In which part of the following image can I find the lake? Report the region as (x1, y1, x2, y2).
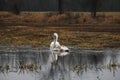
(0, 46, 120, 80)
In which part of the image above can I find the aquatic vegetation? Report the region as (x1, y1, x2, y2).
(18, 63, 41, 73)
(0, 65, 10, 73)
(109, 63, 120, 67)
(0, 66, 4, 72)
(5, 65, 10, 72)
(69, 63, 120, 75)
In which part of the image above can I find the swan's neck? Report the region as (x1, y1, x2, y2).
(54, 39, 57, 42)
(54, 39, 56, 47)
(54, 36, 58, 42)
(53, 37, 58, 47)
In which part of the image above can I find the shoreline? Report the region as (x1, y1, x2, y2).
(0, 45, 119, 52)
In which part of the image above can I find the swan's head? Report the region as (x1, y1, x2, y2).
(53, 33, 58, 41)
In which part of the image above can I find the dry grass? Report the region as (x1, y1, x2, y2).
(0, 26, 120, 49)
(0, 12, 120, 26)
(0, 12, 120, 49)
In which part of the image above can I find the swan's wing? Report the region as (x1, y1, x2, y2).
(58, 46, 70, 56)
(53, 46, 69, 51)
(56, 42, 61, 47)
(58, 52, 70, 56)
(52, 45, 70, 56)
(61, 46, 69, 52)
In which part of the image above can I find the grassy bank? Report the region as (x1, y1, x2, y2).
(0, 12, 120, 49)
(0, 26, 120, 49)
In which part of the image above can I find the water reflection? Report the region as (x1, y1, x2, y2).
(0, 47, 120, 80)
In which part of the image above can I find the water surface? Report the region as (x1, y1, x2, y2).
(0, 46, 120, 80)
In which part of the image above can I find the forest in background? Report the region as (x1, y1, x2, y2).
(0, 0, 120, 11)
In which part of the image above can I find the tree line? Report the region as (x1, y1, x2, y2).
(58, 0, 99, 18)
(0, 0, 119, 17)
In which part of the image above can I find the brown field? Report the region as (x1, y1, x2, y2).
(0, 12, 120, 49)
(0, 12, 120, 26)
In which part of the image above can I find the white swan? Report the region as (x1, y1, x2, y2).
(50, 33, 70, 61)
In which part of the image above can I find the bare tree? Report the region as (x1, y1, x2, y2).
(91, 0, 99, 18)
(0, 0, 6, 11)
(58, 0, 64, 14)
(5, 0, 23, 15)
